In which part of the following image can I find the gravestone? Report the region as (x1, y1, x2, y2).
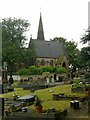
(51, 77, 54, 83)
(46, 77, 50, 84)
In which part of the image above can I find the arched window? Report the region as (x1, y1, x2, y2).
(62, 62, 66, 68)
(50, 60, 54, 66)
(46, 61, 49, 63)
(41, 59, 45, 66)
(36, 60, 40, 67)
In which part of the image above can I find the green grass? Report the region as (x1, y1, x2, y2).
(0, 88, 30, 98)
(1, 84, 85, 111)
(1, 84, 85, 98)
(30, 100, 70, 111)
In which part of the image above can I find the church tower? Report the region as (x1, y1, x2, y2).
(37, 13, 45, 40)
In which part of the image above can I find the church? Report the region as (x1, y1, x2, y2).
(29, 13, 69, 71)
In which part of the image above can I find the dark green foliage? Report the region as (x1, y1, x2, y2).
(80, 47, 90, 68)
(34, 96, 42, 106)
(51, 37, 81, 69)
(2, 17, 36, 72)
(2, 17, 30, 65)
(81, 28, 90, 44)
(80, 28, 90, 70)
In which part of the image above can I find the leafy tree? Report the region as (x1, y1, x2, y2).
(81, 28, 90, 44)
(51, 37, 81, 69)
(2, 17, 31, 71)
(80, 28, 90, 70)
(51, 37, 66, 43)
(80, 46, 90, 69)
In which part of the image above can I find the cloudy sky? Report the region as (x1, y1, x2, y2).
(0, 0, 89, 49)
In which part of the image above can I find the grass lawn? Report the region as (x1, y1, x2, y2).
(1, 84, 85, 111)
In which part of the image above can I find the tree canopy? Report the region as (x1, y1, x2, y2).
(2, 17, 35, 72)
(81, 28, 90, 44)
(51, 37, 81, 69)
(80, 28, 90, 70)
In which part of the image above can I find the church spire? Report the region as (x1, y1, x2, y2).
(37, 12, 45, 40)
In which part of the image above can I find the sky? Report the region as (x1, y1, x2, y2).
(0, 0, 89, 49)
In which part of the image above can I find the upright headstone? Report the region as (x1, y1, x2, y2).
(51, 77, 54, 83)
(46, 77, 50, 84)
(54, 74, 57, 81)
(2, 62, 8, 83)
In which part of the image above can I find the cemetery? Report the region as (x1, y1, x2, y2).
(1, 6, 90, 119)
(1, 62, 90, 119)
(0, 75, 89, 119)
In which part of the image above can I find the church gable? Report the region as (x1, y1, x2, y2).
(29, 13, 69, 69)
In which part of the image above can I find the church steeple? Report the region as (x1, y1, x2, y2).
(37, 12, 45, 40)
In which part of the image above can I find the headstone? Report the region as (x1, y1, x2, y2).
(46, 77, 50, 84)
(70, 100, 79, 110)
(51, 77, 54, 83)
(56, 76, 59, 81)
(54, 74, 57, 81)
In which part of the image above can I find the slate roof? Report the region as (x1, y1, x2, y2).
(30, 39, 66, 58)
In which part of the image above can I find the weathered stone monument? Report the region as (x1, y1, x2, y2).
(2, 62, 8, 83)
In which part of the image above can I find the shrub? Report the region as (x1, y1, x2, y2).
(16, 68, 28, 75)
(34, 96, 42, 106)
(39, 66, 52, 74)
(56, 67, 66, 74)
(16, 66, 66, 76)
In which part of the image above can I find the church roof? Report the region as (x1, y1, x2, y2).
(29, 13, 67, 59)
(30, 39, 66, 58)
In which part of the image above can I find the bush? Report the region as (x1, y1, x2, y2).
(28, 66, 37, 75)
(39, 66, 52, 74)
(16, 66, 66, 75)
(56, 67, 66, 74)
(16, 68, 28, 75)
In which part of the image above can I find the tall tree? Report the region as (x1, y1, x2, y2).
(51, 37, 81, 69)
(2, 17, 30, 71)
(81, 28, 90, 44)
(80, 28, 90, 70)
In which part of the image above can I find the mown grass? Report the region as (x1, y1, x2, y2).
(1, 84, 85, 110)
(0, 88, 30, 98)
(0, 84, 85, 98)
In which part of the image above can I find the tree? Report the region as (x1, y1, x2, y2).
(51, 37, 66, 43)
(80, 28, 90, 70)
(81, 28, 90, 44)
(51, 37, 81, 69)
(2, 17, 30, 72)
(80, 46, 90, 70)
